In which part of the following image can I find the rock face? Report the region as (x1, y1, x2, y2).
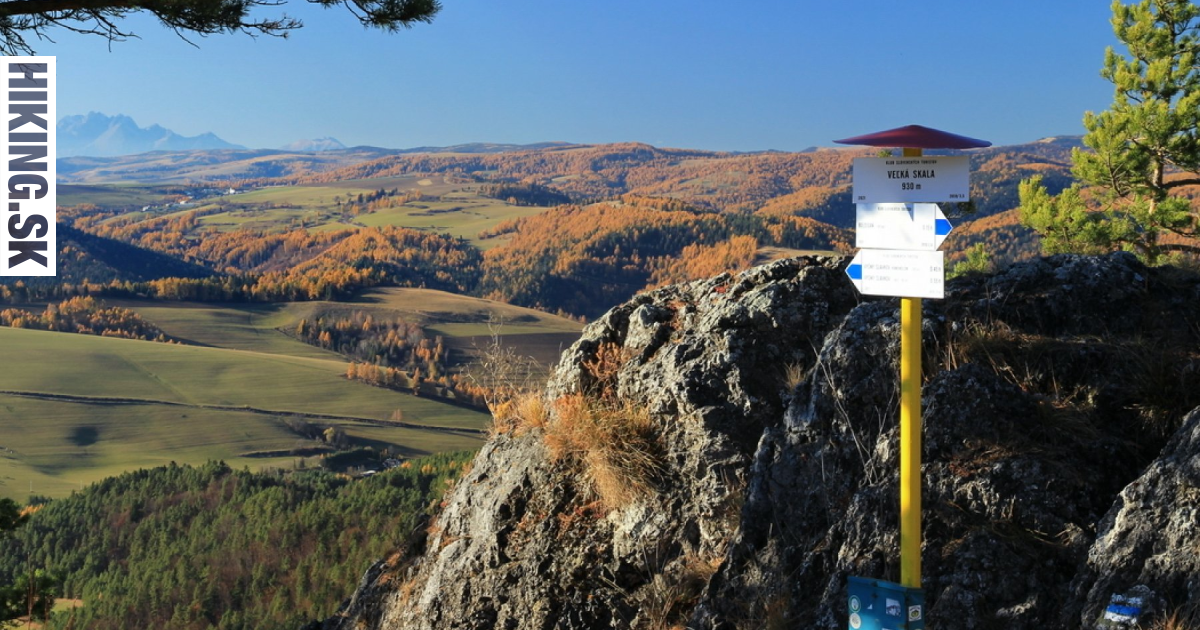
(319, 253, 1200, 630)
(1069, 406, 1200, 626)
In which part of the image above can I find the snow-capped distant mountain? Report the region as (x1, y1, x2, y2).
(57, 112, 244, 157)
(279, 137, 347, 152)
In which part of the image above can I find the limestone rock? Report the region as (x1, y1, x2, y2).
(316, 253, 1200, 630)
(1069, 407, 1200, 627)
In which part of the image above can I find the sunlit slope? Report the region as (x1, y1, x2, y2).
(0, 327, 486, 500)
(0, 327, 484, 425)
(108, 287, 584, 367)
(0, 397, 476, 500)
(104, 300, 342, 359)
(347, 287, 584, 368)
(201, 175, 552, 249)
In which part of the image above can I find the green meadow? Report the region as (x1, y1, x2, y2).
(58, 183, 171, 207)
(354, 199, 547, 249)
(105, 299, 340, 358)
(348, 287, 584, 334)
(0, 288, 582, 500)
(0, 326, 487, 501)
(0, 396, 472, 500)
(347, 288, 585, 367)
(109, 288, 583, 366)
(196, 175, 550, 247)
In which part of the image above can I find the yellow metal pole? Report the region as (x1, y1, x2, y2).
(899, 147, 922, 588)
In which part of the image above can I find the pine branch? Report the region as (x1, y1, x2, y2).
(1162, 177, 1200, 188)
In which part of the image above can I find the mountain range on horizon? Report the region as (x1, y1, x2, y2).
(57, 112, 246, 158)
(60, 112, 1086, 161)
(56, 112, 588, 158)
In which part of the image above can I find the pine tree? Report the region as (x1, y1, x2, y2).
(1020, 0, 1200, 263)
(0, 0, 441, 55)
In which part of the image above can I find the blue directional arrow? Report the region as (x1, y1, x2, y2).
(843, 249, 944, 299)
(856, 203, 953, 250)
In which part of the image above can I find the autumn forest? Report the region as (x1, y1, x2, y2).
(0, 136, 1101, 629)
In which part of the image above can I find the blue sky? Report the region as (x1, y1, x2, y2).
(52, 0, 1117, 151)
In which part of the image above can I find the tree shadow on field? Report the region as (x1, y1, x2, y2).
(68, 425, 99, 447)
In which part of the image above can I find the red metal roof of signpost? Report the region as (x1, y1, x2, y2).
(833, 124, 991, 149)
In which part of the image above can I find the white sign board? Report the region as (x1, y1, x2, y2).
(846, 249, 944, 299)
(852, 156, 968, 204)
(855, 203, 953, 251)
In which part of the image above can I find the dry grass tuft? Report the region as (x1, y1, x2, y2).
(544, 393, 664, 509)
(639, 551, 723, 629)
(491, 391, 548, 436)
(783, 362, 806, 391)
(583, 341, 629, 401)
(944, 320, 1200, 441)
(396, 576, 419, 609)
(1146, 605, 1200, 630)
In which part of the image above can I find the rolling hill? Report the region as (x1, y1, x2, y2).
(0, 325, 486, 500)
(45, 137, 1084, 319)
(53, 224, 214, 284)
(0, 285, 582, 501)
(11, 136, 1088, 494)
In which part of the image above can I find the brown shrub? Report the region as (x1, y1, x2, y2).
(544, 394, 664, 509)
(491, 391, 548, 436)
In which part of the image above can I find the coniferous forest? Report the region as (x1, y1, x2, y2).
(0, 454, 471, 630)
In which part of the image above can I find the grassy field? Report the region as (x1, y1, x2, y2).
(0, 326, 487, 501)
(0, 288, 582, 501)
(753, 246, 842, 265)
(108, 288, 584, 366)
(0, 327, 491, 424)
(61, 173, 555, 252)
(354, 198, 546, 250)
(195, 205, 327, 232)
(105, 300, 342, 359)
(58, 184, 172, 207)
(348, 288, 584, 367)
(195, 175, 550, 248)
(349, 287, 583, 333)
(0, 394, 476, 499)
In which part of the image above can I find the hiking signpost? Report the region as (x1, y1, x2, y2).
(854, 203, 954, 251)
(834, 125, 991, 630)
(850, 156, 970, 205)
(845, 249, 946, 300)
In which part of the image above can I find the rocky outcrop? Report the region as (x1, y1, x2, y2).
(318, 253, 1200, 630)
(1069, 406, 1200, 626)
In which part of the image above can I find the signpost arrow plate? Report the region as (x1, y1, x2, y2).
(856, 203, 953, 251)
(852, 156, 969, 204)
(846, 249, 945, 299)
